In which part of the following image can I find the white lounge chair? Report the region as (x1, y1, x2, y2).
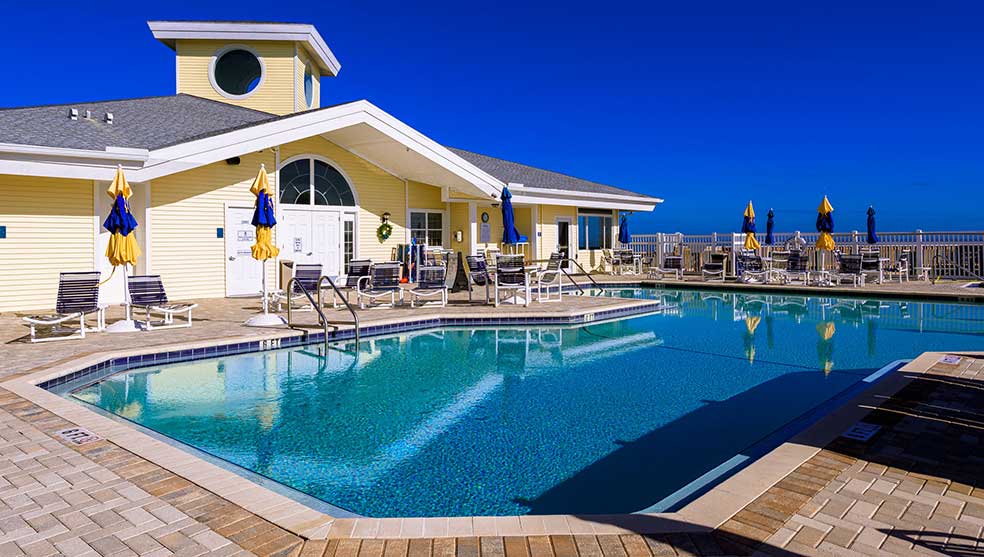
(357, 262, 404, 308)
(533, 252, 564, 302)
(128, 275, 198, 329)
(465, 255, 492, 304)
(271, 263, 323, 311)
(494, 255, 531, 307)
(328, 260, 371, 308)
(22, 272, 106, 342)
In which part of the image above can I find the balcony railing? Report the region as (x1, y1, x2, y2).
(625, 230, 984, 279)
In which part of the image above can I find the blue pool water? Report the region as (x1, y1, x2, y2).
(71, 289, 984, 517)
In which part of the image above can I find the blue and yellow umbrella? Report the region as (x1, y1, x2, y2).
(104, 166, 141, 267)
(815, 196, 835, 251)
(250, 164, 279, 261)
(742, 201, 761, 250)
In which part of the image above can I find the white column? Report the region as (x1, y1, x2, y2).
(468, 202, 477, 256)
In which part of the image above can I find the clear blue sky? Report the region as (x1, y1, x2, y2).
(3, 1, 982, 233)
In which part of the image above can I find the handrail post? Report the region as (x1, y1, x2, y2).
(318, 275, 360, 349)
(916, 229, 924, 271)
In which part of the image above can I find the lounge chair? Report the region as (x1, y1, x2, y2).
(533, 252, 564, 302)
(22, 272, 105, 343)
(737, 251, 769, 283)
(884, 252, 910, 283)
(327, 260, 371, 308)
(831, 254, 864, 287)
(602, 249, 619, 274)
(860, 251, 882, 284)
(272, 263, 323, 311)
(409, 265, 448, 308)
(701, 252, 727, 281)
(650, 255, 684, 280)
(465, 255, 492, 304)
(357, 262, 404, 308)
(494, 254, 531, 307)
(128, 275, 198, 329)
(778, 251, 809, 284)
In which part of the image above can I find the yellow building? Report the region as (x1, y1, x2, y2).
(0, 21, 661, 312)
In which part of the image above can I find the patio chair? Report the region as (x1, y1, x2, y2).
(533, 252, 564, 302)
(272, 263, 323, 311)
(860, 251, 882, 284)
(831, 254, 864, 287)
(409, 265, 448, 308)
(650, 255, 684, 280)
(618, 249, 638, 274)
(465, 255, 492, 304)
(22, 272, 105, 343)
(494, 254, 531, 307)
(779, 251, 809, 284)
(701, 252, 727, 281)
(485, 247, 501, 273)
(357, 262, 404, 309)
(128, 275, 198, 330)
(327, 260, 371, 309)
(737, 251, 769, 283)
(884, 252, 910, 283)
(602, 249, 619, 274)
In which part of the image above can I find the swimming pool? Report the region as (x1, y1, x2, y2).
(69, 288, 984, 517)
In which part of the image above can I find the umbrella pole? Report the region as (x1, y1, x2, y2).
(106, 263, 140, 333)
(245, 258, 286, 327)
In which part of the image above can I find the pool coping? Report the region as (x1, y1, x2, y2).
(0, 296, 955, 540)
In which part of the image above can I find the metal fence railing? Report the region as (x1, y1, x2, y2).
(626, 230, 984, 279)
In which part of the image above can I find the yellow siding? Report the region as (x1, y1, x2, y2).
(538, 205, 576, 261)
(475, 205, 503, 254)
(151, 151, 277, 300)
(295, 49, 321, 111)
(0, 175, 94, 311)
(278, 137, 406, 263)
(175, 40, 296, 115)
(449, 203, 471, 254)
(407, 181, 444, 210)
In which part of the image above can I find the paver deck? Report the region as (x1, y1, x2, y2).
(0, 278, 981, 555)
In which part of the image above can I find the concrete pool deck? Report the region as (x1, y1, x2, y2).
(0, 280, 981, 555)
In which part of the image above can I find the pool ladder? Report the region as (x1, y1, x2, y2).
(285, 276, 360, 350)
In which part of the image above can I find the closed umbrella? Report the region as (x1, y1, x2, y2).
(742, 201, 761, 250)
(500, 186, 521, 245)
(743, 316, 761, 363)
(866, 206, 879, 245)
(245, 165, 285, 326)
(765, 209, 775, 246)
(815, 196, 835, 251)
(618, 213, 631, 245)
(816, 321, 836, 375)
(104, 166, 142, 332)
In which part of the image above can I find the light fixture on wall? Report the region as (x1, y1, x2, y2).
(381, 212, 391, 223)
(491, 203, 500, 208)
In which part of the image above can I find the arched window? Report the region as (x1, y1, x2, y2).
(279, 158, 356, 206)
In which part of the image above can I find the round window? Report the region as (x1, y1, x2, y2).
(212, 48, 263, 97)
(303, 66, 314, 108)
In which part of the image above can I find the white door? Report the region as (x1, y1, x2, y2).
(312, 211, 341, 277)
(281, 208, 314, 263)
(225, 206, 263, 296)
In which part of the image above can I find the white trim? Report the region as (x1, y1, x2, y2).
(512, 184, 663, 204)
(92, 181, 100, 270)
(208, 44, 266, 101)
(144, 181, 152, 274)
(531, 204, 539, 260)
(555, 216, 575, 266)
(468, 202, 477, 256)
(293, 44, 298, 113)
(0, 143, 148, 162)
(512, 191, 657, 212)
(148, 20, 341, 76)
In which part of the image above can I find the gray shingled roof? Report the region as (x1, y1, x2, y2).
(0, 94, 653, 199)
(448, 148, 655, 199)
(0, 94, 277, 151)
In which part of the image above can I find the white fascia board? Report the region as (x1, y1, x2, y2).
(0, 143, 149, 163)
(511, 192, 658, 212)
(0, 144, 149, 180)
(148, 21, 341, 76)
(137, 101, 505, 197)
(511, 184, 663, 204)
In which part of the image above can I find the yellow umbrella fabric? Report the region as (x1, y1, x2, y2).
(104, 166, 141, 267)
(249, 165, 280, 261)
(816, 321, 836, 374)
(815, 196, 835, 251)
(742, 201, 761, 250)
(743, 316, 761, 363)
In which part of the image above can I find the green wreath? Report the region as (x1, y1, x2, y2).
(377, 222, 393, 241)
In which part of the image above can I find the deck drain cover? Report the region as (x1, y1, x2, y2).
(56, 427, 101, 446)
(841, 422, 881, 442)
(938, 355, 962, 365)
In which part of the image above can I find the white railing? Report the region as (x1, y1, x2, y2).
(627, 230, 984, 279)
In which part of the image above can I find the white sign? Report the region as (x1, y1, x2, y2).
(480, 223, 491, 243)
(293, 237, 303, 253)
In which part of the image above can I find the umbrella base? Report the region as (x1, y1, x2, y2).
(245, 313, 288, 327)
(105, 319, 140, 333)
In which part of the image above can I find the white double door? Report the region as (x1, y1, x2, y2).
(280, 208, 343, 277)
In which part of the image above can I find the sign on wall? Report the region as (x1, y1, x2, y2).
(480, 223, 491, 243)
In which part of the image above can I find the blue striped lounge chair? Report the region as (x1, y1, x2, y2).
(272, 263, 323, 311)
(409, 265, 448, 308)
(494, 254, 530, 307)
(357, 262, 403, 309)
(22, 272, 105, 342)
(128, 275, 199, 329)
(328, 259, 371, 308)
(465, 255, 492, 304)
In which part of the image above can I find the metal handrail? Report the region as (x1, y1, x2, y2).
(931, 254, 984, 284)
(285, 278, 331, 344)
(317, 275, 360, 348)
(561, 257, 606, 293)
